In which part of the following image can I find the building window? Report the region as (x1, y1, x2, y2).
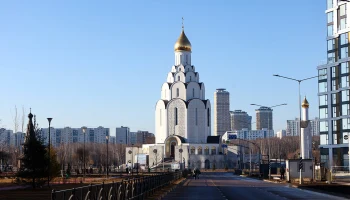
(320, 133, 328, 145)
(197, 146, 202, 155)
(327, 11, 333, 23)
(319, 69, 327, 80)
(332, 93, 339, 104)
(327, 25, 333, 37)
(341, 62, 349, 74)
(204, 146, 209, 155)
(343, 118, 350, 129)
(327, 0, 333, 9)
(319, 95, 328, 106)
(342, 103, 350, 116)
(328, 52, 335, 63)
(211, 146, 216, 155)
(190, 76, 192, 81)
(178, 76, 180, 81)
(175, 107, 178, 125)
(340, 47, 348, 59)
(340, 33, 348, 45)
(342, 90, 350, 102)
(333, 106, 339, 117)
(340, 18, 347, 30)
(176, 88, 179, 97)
(319, 108, 328, 119)
(320, 121, 328, 132)
(191, 146, 195, 154)
(328, 39, 335, 51)
(193, 88, 195, 98)
(195, 108, 198, 125)
(319, 82, 328, 93)
(341, 76, 349, 88)
(340, 4, 346, 16)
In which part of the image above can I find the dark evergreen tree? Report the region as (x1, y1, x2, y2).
(17, 111, 49, 188)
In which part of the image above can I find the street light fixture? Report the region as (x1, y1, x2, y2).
(47, 117, 52, 187)
(273, 74, 320, 184)
(106, 135, 109, 179)
(250, 103, 287, 180)
(81, 126, 87, 180)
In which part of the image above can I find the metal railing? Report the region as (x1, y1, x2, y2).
(51, 172, 182, 200)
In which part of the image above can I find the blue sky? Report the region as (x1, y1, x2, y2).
(0, 0, 325, 135)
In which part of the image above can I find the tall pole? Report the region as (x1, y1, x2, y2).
(82, 127, 86, 180)
(106, 136, 109, 178)
(268, 113, 271, 180)
(298, 81, 303, 185)
(47, 118, 52, 187)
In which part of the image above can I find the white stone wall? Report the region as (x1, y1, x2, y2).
(161, 83, 171, 100)
(155, 100, 168, 143)
(167, 99, 187, 137)
(187, 99, 206, 143)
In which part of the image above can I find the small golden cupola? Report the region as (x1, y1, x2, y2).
(174, 28, 192, 52)
(302, 97, 309, 108)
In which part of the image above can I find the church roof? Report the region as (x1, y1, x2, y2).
(174, 29, 192, 52)
(207, 136, 221, 144)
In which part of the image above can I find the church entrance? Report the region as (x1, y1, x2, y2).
(170, 142, 176, 158)
(205, 159, 210, 169)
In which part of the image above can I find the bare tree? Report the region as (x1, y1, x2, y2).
(13, 106, 19, 133)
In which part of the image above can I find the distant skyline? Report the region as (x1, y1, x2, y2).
(0, 1, 325, 136)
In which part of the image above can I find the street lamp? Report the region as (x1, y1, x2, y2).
(106, 135, 109, 179)
(273, 74, 320, 184)
(128, 150, 134, 174)
(81, 126, 87, 180)
(153, 149, 157, 172)
(251, 103, 287, 180)
(179, 148, 183, 169)
(47, 117, 52, 187)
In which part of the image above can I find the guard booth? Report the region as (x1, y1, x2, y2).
(286, 159, 313, 183)
(260, 164, 269, 179)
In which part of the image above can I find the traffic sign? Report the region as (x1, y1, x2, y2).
(228, 135, 237, 140)
(344, 135, 348, 140)
(299, 157, 303, 170)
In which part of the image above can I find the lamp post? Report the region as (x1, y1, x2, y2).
(273, 74, 320, 184)
(47, 118, 52, 187)
(251, 103, 287, 180)
(128, 150, 132, 175)
(82, 126, 87, 180)
(179, 148, 183, 169)
(153, 149, 157, 172)
(106, 135, 109, 179)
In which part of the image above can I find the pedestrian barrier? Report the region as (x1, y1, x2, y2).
(331, 166, 350, 183)
(51, 172, 182, 200)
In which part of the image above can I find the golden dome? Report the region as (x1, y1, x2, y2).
(174, 29, 192, 52)
(302, 97, 309, 108)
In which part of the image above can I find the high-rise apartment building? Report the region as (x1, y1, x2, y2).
(116, 126, 130, 144)
(318, 0, 350, 168)
(40, 126, 110, 147)
(136, 131, 155, 144)
(255, 107, 273, 130)
(222, 128, 274, 141)
(230, 110, 252, 131)
(286, 118, 320, 136)
(214, 88, 231, 136)
(276, 130, 286, 139)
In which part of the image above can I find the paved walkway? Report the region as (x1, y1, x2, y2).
(163, 172, 348, 200)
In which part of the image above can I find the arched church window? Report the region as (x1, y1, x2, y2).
(175, 107, 178, 125)
(197, 146, 202, 155)
(195, 108, 198, 125)
(204, 146, 209, 155)
(207, 108, 210, 126)
(190, 76, 192, 81)
(211, 146, 216, 155)
(192, 88, 195, 98)
(191, 146, 195, 154)
(178, 76, 180, 81)
(176, 88, 179, 97)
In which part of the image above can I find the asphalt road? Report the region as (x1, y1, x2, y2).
(163, 172, 347, 200)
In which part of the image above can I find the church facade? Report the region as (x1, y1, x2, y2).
(125, 26, 235, 170)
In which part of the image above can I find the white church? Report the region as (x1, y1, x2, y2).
(126, 26, 231, 170)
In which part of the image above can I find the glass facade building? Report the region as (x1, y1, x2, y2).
(318, 0, 350, 168)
